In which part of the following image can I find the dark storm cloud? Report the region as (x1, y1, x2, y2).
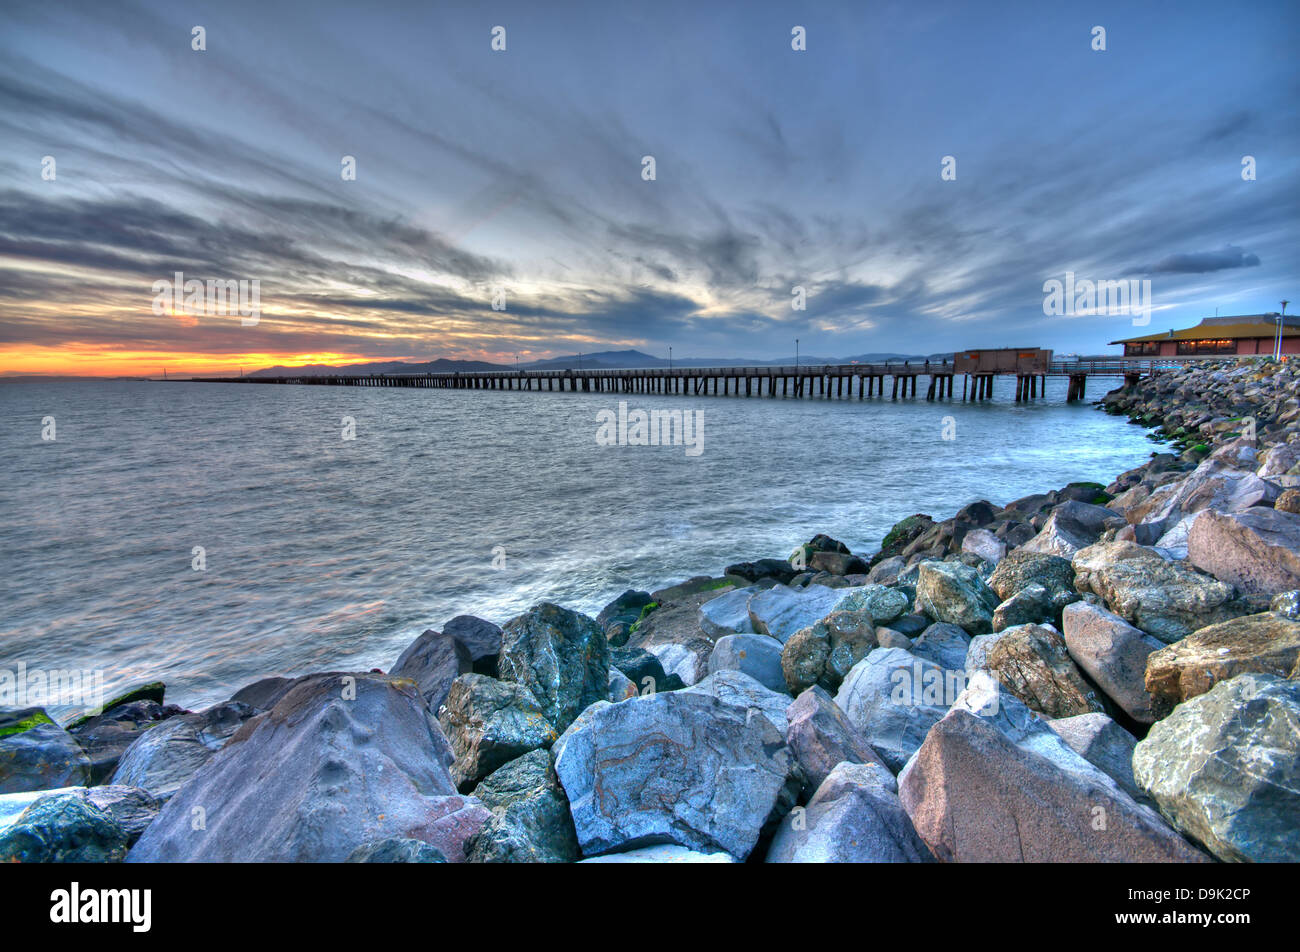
(1128, 246, 1262, 276)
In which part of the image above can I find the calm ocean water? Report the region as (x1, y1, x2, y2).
(0, 376, 1156, 716)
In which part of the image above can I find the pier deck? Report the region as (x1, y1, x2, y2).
(184, 356, 1185, 403)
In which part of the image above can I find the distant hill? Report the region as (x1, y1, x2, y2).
(248, 358, 507, 377)
(244, 349, 952, 378)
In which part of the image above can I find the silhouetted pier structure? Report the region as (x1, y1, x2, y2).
(186, 352, 1182, 403)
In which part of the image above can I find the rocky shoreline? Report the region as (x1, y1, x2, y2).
(3, 358, 1298, 863)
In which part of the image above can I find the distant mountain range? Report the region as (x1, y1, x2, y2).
(248, 357, 505, 377)
(245, 349, 951, 377)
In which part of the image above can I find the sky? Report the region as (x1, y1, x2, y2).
(1, 0, 1297, 376)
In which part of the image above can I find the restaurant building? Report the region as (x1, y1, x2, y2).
(1111, 313, 1300, 357)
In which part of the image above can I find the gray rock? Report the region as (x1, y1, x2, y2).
(875, 627, 912, 649)
(75, 785, 162, 846)
(747, 584, 854, 644)
(442, 615, 504, 674)
(498, 603, 609, 734)
(961, 528, 1006, 565)
(607, 667, 638, 702)
(389, 629, 472, 711)
(465, 749, 580, 863)
(345, 838, 447, 862)
(1072, 541, 1252, 643)
(0, 709, 91, 794)
(965, 631, 1010, 673)
(128, 673, 489, 862)
(437, 674, 558, 790)
(580, 843, 736, 863)
(987, 550, 1079, 616)
(910, 623, 972, 671)
(66, 700, 188, 784)
(608, 646, 683, 693)
(1187, 508, 1300, 597)
(552, 692, 794, 860)
(698, 586, 760, 638)
(1047, 713, 1145, 803)
(228, 676, 294, 711)
(866, 556, 906, 586)
(707, 633, 786, 692)
(766, 761, 932, 863)
(1133, 673, 1300, 863)
(992, 583, 1054, 631)
(784, 686, 886, 791)
(0, 791, 129, 862)
(1061, 601, 1163, 723)
(834, 647, 954, 772)
(683, 669, 791, 732)
(646, 642, 709, 686)
(109, 701, 258, 799)
(1019, 501, 1124, 558)
(898, 679, 1209, 862)
(914, 562, 998, 634)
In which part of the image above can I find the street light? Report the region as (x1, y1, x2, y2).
(1278, 301, 1290, 361)
(669, 346, 672, 371)
(795, 338, 799, 370)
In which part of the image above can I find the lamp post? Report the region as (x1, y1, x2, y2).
(1279, 301, 1290, 360)
(795, 338, 799, 370)
(668, 346, 672, 371)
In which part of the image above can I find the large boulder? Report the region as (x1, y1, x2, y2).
(784, 686, 886, 791)
(960, 528, 1006, 566)
(552, 692, 794, 860)
(683, 669, 792, 733)
(897, 677, 1208, 862)
(987, 550, 1079, 616)
(1061, 601, 1163, 723)
(984, 623, 1104, 718)
(608, 646, 683, 694)
(914, 562, 998, 634)
(0, 709, 91, 794)
(779, 603, 887, 695)
(698, 586, 760, 638)
(992, 583, 1055, 631)
(1072, 541, 1253, 642)
(707, 634, 786, 692)
(834, 648, 954, 772)
(66, 699, 188, 784)
(109, 701, 258, 799)
(1047, 712, 1144, 803)
(1019, 501, 1124, 558)
(442, 616, 503, 672)
(765, 761, 932, 863)
(389, 630, 472, 711)
(1143, 611, 1300, 718)
(498, 603, 609, 734)
(1187, 508, 1300, 596)
(465, 749, 580, 863)
(128, 673, 489, 862)
(909, 623, 972, 672)
(747, 584, 863, 644)
(0, 791, 130, 863)
(1133, 673, 1300, 863)
(437, 674, 558, 790)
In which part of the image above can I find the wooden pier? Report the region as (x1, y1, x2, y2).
(184, 354, 1183, 403)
